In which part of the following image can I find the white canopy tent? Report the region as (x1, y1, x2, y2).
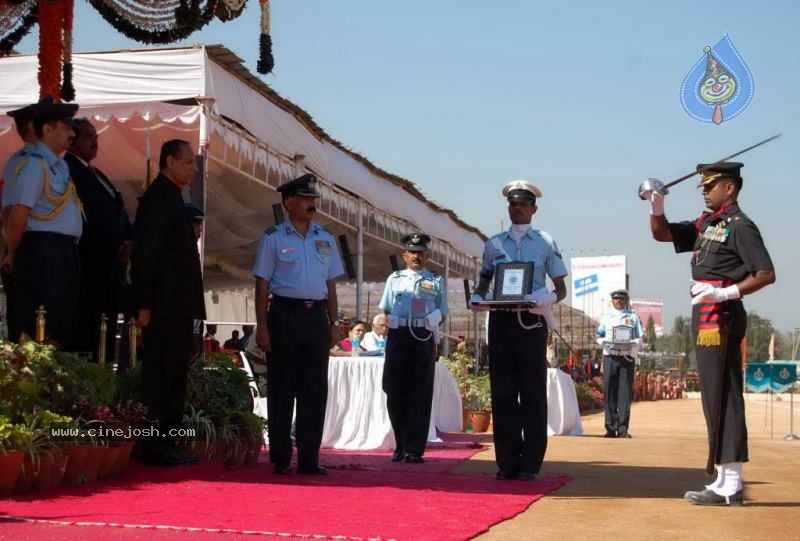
(0, 45, 485, 323)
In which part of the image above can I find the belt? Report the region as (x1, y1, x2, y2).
(271, 295, 325, 308)
(22, 231, 79, 244)
(398, 318, 427, 328)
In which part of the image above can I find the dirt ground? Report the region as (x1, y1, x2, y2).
(455, 394, 800, 540)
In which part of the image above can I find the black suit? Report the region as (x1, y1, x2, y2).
(132, 174, 205, 457)
(66, 153, 134, 361)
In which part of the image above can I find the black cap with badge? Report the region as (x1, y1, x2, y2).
(401, 233, 431, 252)
(32, 99, 80, 131)
(277, 173, 321, 198)
(696, 162, 743, 187)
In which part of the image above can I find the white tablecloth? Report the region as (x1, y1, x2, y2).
(244, 355, 582, 449)
(321, 357, 463, 450)
(546, 368, 583, 436)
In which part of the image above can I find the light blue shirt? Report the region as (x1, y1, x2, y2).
(252, 220, 345, 300)
(2, 142, 37, 207)
(3, 142, 82, 237)
(597, 308, 644, 356)
(379, 268, 448, 319)
(479, 227, 567, 292)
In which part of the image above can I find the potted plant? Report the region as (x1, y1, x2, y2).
(0, 416, 28, 496)
(441, 341, 476, 430)
(463, 374, 492, 433)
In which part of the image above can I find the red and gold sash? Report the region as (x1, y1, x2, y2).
(696, 278, 732, 347)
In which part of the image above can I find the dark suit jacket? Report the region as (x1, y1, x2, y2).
(132, 174, 205, 319)
(66, 153, 134, 285)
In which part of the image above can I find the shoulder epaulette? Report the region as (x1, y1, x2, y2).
(316, 224, 332, 234)
(430, 271, 440, 278)
(391, 271, 402, 279)
(264, 226, 278, 235)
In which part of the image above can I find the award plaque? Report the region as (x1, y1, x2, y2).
(492, 262, 534, 302)
(611, 325, 633, 345)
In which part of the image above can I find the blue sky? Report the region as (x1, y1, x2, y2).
(15, 1, 799, 332)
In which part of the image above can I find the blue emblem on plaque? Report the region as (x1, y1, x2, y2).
(680, 33, 754, 125)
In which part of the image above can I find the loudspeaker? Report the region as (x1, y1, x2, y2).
(389, 254, 399, 273)
(338, 235, 356, 279)
(272, 203, 285, 225)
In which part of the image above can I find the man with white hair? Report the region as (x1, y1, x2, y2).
(362, 313, 388, 352)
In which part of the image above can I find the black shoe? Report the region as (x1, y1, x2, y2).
(604, 431, 617, 438)
(391, 450, 405, 462)
(273, 464, 292, 475)
(684, 488, 744, 507)
(618, 432, 632, 439)
(404, 454, 424, 464)
(297, 464, 327, 475)
(143, 450, 187, 467)
(496, 470, 518, 480)
(516, 471, 537, 481)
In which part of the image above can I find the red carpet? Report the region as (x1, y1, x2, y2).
(0, 434, 570, 540)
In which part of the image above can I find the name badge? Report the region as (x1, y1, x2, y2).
(281, 248, 295, 254)
(316, 240, 331, 255)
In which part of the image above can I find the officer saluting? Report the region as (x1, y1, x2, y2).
(379, 233, 448, 463)
(642, 162, 775, 506)
(1, 101, 82, 346)
(471, 180, 568, 480)
(253, 173, 345, 475)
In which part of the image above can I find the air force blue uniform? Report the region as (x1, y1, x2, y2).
(253, 219, 344, 470)
(480, 226, 567, 478)
(2, 142, 82, 345)
(380, 264, 448, 460)
(596, 304, 644, 437)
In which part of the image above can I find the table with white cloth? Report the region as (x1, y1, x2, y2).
(546, 368, 583, 436)
(243, 355, 583, 449)
(321, 356, 463, 450)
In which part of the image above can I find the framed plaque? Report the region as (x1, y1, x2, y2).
(611, 325, 632, 344)
(492, 262, 533, 302)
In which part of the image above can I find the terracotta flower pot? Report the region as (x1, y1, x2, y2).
(33, 449, 68, 490)
(14, 454, 40, 493)
(82, 445, 106, 483)
(0, 450, 25, 496)
(469, 411, 491, 433)
(109, 442, 135, 477)
(462, 409, 470, 432)
(97, 445, 120, 480)
(63, 444, 91, 485)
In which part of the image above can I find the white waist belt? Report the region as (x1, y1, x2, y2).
(397, 318, 427, 327)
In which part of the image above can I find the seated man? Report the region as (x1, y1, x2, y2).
(223, 330, 242, 351)
(362, 313, 388, 352)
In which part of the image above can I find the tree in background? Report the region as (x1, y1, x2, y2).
(746, 312, 778, 362)
(645, 316, 658, 352)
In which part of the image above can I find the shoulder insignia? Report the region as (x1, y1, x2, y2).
(315, 224, 332, 234)
(264, 226, 278, 235)
(391, 271, 402, 279)
(430, 271, 440, 278)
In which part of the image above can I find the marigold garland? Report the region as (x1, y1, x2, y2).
(38, 0, 65, 101)
(61, 0, 75, 101)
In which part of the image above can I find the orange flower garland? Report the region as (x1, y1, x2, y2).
(37, 0, 65, 101)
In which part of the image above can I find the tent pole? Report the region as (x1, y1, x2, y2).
(356, 198, 364, 320)
(442, 245, 451, 357)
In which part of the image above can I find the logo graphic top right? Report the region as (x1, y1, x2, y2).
(680, 33, 755, 125)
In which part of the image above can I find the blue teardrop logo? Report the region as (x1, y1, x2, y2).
(680, 33, 755, 125)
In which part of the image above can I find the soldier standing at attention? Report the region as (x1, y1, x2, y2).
(253, 174, 344, 475)
(470, 180, 568, 481)
(1, 101, 82, 346)
(642, 162, 775, 506)
(379, 233, 448, 463)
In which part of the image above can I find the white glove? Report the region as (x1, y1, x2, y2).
(425, 309, 442, 329)
(690, 281, 740, 305)
(524, 287, 557, 307)
(596, 336, 605, 347)
(642, 190, 664, 216)
(469, 294, 490, 313)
